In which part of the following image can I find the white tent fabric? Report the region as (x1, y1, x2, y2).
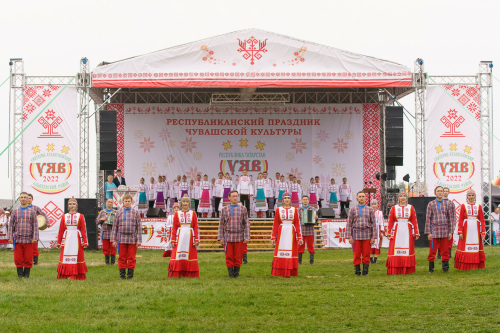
(92, 29, 411, 88)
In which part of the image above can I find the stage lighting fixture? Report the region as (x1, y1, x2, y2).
(9, 61, 13, 66)
(392, 95, 396, 99)
(418, 59, 423, 65)
(403, 174, 410, 182)
(82, 59, 88, 64)
(376, 173, 381, 181)
(105, 94, 111, 100)
(489, 63, 493, 68)
(381, 173, 387, 181)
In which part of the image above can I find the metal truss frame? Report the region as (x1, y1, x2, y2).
(77, 58, 91, 198)
(414, 59, 426, 197)
(104, 90, 392, 105)
(478, 61, 493, 245)
(416, 61, 493, 245)
(10, 59, 90, 203)
(10, 59, 24, 202)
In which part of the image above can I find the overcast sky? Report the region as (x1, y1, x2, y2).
(0, 0, 498, 200)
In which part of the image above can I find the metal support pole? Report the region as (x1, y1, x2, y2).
(478, 61, 493, 245)
(78, 57, 91, 198)
(10, 59, 24, 203)
(414, 59, 427, 196)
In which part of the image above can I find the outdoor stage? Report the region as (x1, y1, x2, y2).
(10, 28, 494, 248)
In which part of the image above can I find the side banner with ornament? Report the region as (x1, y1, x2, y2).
(426, 85, 481, 243)
(22, 86, 78, 248)
(322, 219, 389, 249)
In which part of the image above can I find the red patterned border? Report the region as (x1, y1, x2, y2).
(94, 71, 411, 80)
(362, 104, 381, 207)
(107, 104, 125, 175)
(124, 104, 362, 115)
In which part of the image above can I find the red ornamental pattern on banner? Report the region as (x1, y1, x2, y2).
(23, 85, 60, 122)
(108, 104, 125, 175)
(442, 85, 480, 121)
(93, 71, 412, 80)
(123, 105, 362, 115)
(362, 104, 381, 208)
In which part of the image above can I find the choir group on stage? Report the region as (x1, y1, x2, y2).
(3, 178, 488, 280)
(133, 172, 352, 219)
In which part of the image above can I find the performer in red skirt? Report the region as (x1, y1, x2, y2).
(271, 192, 303, 277)
(386, 192, 420, 275)
(56, 197, 88, 280)
(454, 188, 486, 271)
(162, 202, 179, 257)
(168, 194, 200, 278)
(370, 199, 385, 264)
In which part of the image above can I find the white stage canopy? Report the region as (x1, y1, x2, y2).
(93, 29, 411, 88)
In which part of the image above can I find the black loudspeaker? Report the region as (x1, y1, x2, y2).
(64, 198, 99, 250)
(100, 111, 117, 170)
(409, 196, 435, 248)
(318, 208, 335, 219)
(146, 207, 166, 218)
(387, 166, 396, 181)
(385, 106, 404, 166)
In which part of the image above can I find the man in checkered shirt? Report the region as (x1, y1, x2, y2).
(218, 190, 250, 278)
(112, 194, 142, 280)
(346, 191, 376, 276)
(298, 195, 319, 265)
(426, 186, 455, 273)
(8, 192, 39, 278)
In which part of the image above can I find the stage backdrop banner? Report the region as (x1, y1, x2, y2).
(112, 103, 381, 203)
(426, 85, 481, 244)
(22, 86, 79, 248)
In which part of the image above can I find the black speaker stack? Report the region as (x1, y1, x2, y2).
(64, 198, 99, 250)
(385, 106, 403, 166)
(99, 110, 117, 170)
(408, 196, 435, 248)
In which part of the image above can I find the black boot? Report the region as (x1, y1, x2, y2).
(442, 261, 449, 273)
(298, 253, 303, 265)
(234, 266, 240, 278)
(362, 264, 369, 276)
(105, 255, 110, 265)
(17, 267, 24, 278)
(374, 257, 378, 264)
(228, 267, 234, 278)
(309, 253, 314, 265)
(429, 261, 435, 274)
(23, 268, 30, 278)
(449, 248, 452, 260)
(127, 268, 134, 279)
(354, 265, 361, 276)
(370, 257, 374, 264)
(110, 255, 116, 265)
(119, 269, 126, 279)
(33, 256, 38, 265)
(437, 249, 441, 260)
(243, 253, 248, 264)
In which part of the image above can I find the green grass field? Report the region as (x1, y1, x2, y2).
(0, 247, 499, 332)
